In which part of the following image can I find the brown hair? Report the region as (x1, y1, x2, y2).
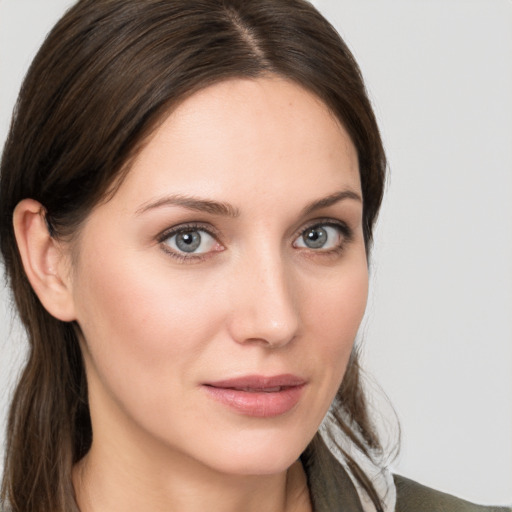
(0, 1, 387, 511)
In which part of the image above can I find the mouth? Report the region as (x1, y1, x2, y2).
(202, 374, 306, 417)
(218, 386, 289, 393)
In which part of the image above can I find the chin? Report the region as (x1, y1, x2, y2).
(207, 449, 302, 477)
(188, 424, 316, 477)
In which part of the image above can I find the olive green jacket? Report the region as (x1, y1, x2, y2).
(302, 437, 511, 512)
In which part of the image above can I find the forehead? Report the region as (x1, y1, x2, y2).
(114, 77, 360, 211)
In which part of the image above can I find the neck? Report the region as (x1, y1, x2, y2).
(73, 445, 311, 512)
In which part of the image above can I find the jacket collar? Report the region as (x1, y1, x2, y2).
(301, 435, 364, 512)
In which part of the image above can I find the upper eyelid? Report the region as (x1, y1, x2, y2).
(294, 218, 351, 237)
(157, 222, 221, 242)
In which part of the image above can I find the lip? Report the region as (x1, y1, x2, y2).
(202, 374, 306, 418)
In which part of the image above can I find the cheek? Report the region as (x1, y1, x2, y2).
(72, 247, 224, 399)
(304, 256, 368, 341)
(302, 256, 368, 386)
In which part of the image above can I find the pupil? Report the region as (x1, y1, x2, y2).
(176, 231, 201, 252)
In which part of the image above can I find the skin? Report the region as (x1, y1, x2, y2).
(14, 77, 368, 512)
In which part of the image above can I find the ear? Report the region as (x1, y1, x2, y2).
(13, 199, 77, 322)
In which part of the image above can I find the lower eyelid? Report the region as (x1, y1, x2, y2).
(160, 248, 210, 264)
(159, 240, 222, 264)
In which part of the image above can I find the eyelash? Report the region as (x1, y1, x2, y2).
(157, 219, 353, 263)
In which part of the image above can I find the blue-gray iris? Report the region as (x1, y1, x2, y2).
(176, 231, 202, 252)
(303, 227, 327, 249)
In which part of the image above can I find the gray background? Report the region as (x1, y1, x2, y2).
(1, 0, 511, 505)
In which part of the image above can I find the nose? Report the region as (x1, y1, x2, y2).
(227, 251, 300, 349)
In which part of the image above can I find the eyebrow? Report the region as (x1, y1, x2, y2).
(135, 194, 240, 217)
(135, 189, 361, 218)
(301, 189, 362, 216)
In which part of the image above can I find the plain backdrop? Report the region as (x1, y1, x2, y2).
(1, 0, 511, 506)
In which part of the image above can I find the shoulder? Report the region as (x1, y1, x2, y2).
(394, 474, 511, 512)
(302, 434, 510, 512)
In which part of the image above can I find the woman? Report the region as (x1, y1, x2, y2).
(0, 1, 509, 511)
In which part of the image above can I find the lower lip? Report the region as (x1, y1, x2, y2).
(203, 385, 305, 417)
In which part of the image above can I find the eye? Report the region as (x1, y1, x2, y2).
(293, 223, 347, 250)
(162, 227, 220, 256)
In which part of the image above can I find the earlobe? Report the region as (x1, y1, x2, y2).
(13, 199, 77, 322)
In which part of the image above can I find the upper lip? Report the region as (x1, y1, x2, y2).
(204, 374, 306, 390)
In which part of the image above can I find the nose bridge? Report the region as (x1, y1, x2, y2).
(229, 243, 300, 348)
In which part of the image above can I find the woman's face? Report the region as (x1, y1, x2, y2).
(68, 77, 368, 476)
